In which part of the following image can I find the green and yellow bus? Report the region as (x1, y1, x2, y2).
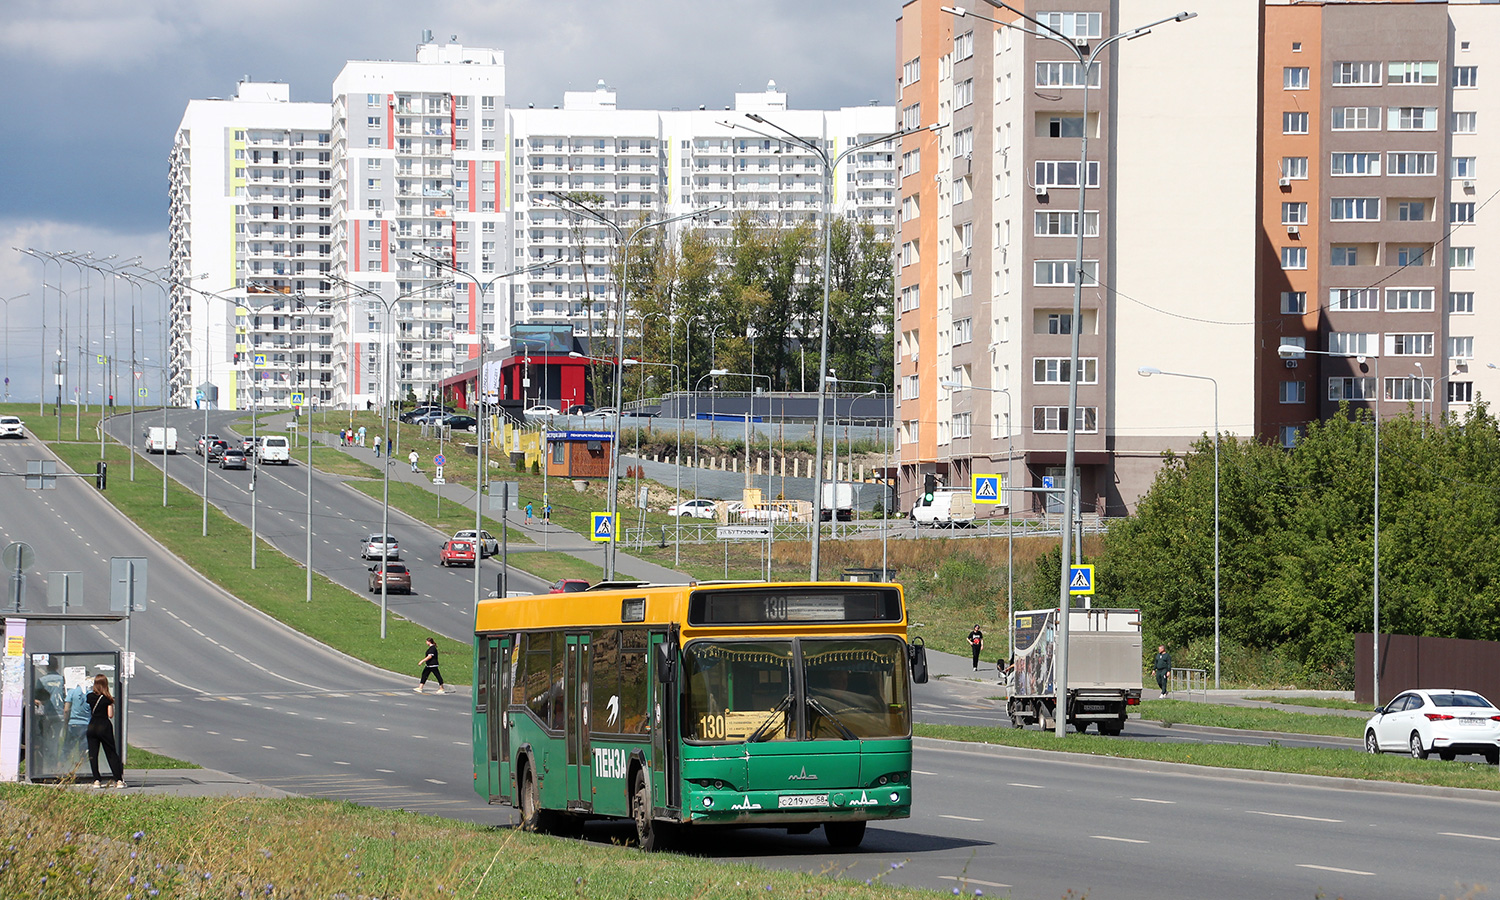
(471, 580, 929, 850)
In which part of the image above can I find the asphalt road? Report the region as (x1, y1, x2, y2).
(5, 422, 1495, 900)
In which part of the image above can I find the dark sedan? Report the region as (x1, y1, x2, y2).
(441, 414, 477, 431)
(368, 562, 412, 594)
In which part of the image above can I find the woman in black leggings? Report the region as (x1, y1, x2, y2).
(85, 674, 124, 788)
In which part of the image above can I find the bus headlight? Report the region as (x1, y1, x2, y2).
(702, 796, 715, 809)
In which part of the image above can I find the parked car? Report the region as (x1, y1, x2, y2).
(591, 407, 619, 419)
(219, 448, 249, 470)
(452, 529, 499, 557)
(549, 578, 590, 593)
(195, 433, 221, 455)
(567, 403, 595, 415)
(399, 406, 449, 424)
(361, 533, 400, 560)
(0, 416, 25, 439)
(524, 404, 560, 421)
(441, 414, 478, 431)
(440, 540, 477, 567)
(1365, 688, 1500, 763)
(206, 439, 229, 462)
(667, 498, 718, 519)
(368, 562, 412, 594)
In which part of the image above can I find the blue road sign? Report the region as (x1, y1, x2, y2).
(972, 474, 1001, 504)
(433, 453, 445, 466)
(591, 512, 615, 543)
(1069, 564, 1095, 595)
(1042, 475, 1055, 490)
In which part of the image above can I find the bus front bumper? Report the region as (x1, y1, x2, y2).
(680, 784, 911, 825)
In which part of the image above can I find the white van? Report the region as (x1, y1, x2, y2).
(911, 487, 975, 528)
(256, 435, 291, 465)
(146, 427, 178, 454)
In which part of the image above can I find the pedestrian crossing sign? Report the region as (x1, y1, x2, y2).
(253, 353, 267, 368)
(289, 392, 305, 407)
(591, 512, 615, 543)
(972, 474, 1002, 504)
(1069, 564, 1095, 595)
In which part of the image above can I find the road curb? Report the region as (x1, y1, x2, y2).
(914, 736, 1500, 804)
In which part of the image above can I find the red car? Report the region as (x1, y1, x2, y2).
(549, 578, 590, 593)
(440, 540, 477, 567)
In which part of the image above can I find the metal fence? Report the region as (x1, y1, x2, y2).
(619, 516, 1115, 549)
(1168, 667, 1208, 701)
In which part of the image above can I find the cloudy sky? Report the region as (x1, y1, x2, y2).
(0, 0, 898, 401)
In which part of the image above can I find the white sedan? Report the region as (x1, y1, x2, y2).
(0, 416, 24, 439)
(1365, 688, 1500, 763)
(452, 529, 500, 557)
(524, 405, 560, 421)
(666, 498, 718, 519)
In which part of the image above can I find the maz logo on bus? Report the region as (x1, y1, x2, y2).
(593, 747, 629, 779)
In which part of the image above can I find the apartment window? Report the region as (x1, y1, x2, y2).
(1397, 246, 1427, 267)
(954, 79, 974, 109)
(901, 241, 918, 266)
(1033, 406, 1098, 433)
(366, 198, 382, 211)
(1386, 288, 1434, 311)
(901, 374, 919, 400)
(1328, 332, 1377, 355)
(1284, 67, 1310, 90)
(1282, 246, 1307, 269)
(1451, 202, 1476, 224)
(1330, 288, 1378, 310)
(1282, 157, 1309, 180)
(902, 104, 921, 130)
(367, 137, 382, 148)
(1033, 260, 1099, 286)
(1386, 377, 1433, 402)
(1453, 112, 1478, 134)
(1281, 291, 1307, 314)
(901, 149, 921, 177)
(959, 222, 973, 251)
(1386, 333, 1433, 356)
(1035, 61, 1099, 88)
(1388, 152, 1437, 175)
(900, 284, 920, 312)
(1331, 107, 1380, 131)
(903, 420, 920, 445)
(1449, 291, 1475, 314)
(950, 413, 973, 440)
(1280, 381, 1306, 404)
(957, 270, 973, 297)
(1034, 160, 1100, 187)
(902, 57, 921, 86)
(455, 139, 469, 151)
(367, 116, 381, 127)
(1283, 112, 1309, 134)
(481, 140, 496, 151)
(1448, 336, 1475, 359)
(455, 96, 469, 110)
(481, 96, 495, 110)
(365, 93, 381, 105)
(1389, 61, 1439, 85)
(1047, 116, 1085, 138)
(954, 127, 974, 158)
(1282, 202, 1308, 225)
(1036, 12, 1101, 40)
(954, 318, 973, 345)
(1331, 153, 1380, 176)
(1453, 157, 1478, 179)
(1396, 201, 1426, 222)
(1333, 61, 1382, 86)
(1331, 197, 1379, 221)
(1329, 377, 1378, 401)
(1281, 425, 1300, 449)
(1034, 211, 1099, 236)
(1454, 66, 1478, 88)
(1389, 107, 1438, 131)
(1450, 382, 1474, 403)
(1047, 313, 1072, 334)
(954, 31, 974, 61)
(1450, 247, 1476, 269)
(1033, 357, 1098, 384)
(902, 195, 920, 222)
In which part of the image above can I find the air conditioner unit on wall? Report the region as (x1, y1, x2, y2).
(1035, 184, 1048, 197)
(1287, 225, 1300, 236)
(1284, 359, 1298, 368)
(1278, 177, 1292, 188)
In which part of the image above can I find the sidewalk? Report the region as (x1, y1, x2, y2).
(55, 767, 291, 799)
(291, 421, 688, 584)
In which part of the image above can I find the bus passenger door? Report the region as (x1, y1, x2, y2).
(649, 628, 680, 812)
(493, 637, 510, 801)
(565, 634, 593, 810)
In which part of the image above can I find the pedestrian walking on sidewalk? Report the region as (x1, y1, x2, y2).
(374, 435, 382, 457)
(525, 502, 534, 525)
(1154, 645, 1172, 696)
(84, 674, 124, 788)
(416, 638, 452, 693)
(408, 450, 419, 472)
(968, 625, 985, 671)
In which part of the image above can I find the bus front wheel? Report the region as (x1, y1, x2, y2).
(632, 773, 668, 851)
(824, 820, 867, 849)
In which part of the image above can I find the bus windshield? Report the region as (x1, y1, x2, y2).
(682, 637, 911, 744)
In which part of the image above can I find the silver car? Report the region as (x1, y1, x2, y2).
(360, 534, 400, 560)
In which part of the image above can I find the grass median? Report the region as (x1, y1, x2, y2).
(47, 439, 472, 685)
(915, 722, 1500, 790)
(0, 786, 954, 900)
(1242, 695, 1370, 711)
(1136, 699, 1366, 739)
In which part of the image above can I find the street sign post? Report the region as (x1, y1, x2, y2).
(3, 542, 36, 611)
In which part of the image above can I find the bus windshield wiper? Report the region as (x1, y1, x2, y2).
(746, 692, 794, 743)
(806, 697, 858, 740)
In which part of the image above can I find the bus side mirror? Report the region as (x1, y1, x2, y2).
(655, 641, 677, 684)
(908, 637, 929, 684)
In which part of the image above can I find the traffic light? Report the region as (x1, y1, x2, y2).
(95, 461, 107, 491)
(922, 473, 936, 503)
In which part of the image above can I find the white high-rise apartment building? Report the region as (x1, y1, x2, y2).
(170, 42, 897, 409)
(507, 81, 898, 334)
(167, 81, 336, 409)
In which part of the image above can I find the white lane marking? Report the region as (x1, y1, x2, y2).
(261, 745, 276, 750)
(377, 768, 394, 774)
(1092, 835, 1149, 844)
(1133, 797, 1176, 804)
(232, 737, 247, 742)
(1440, 832, 1500, 842)
(1297, 864, 1373, 876)
(297, 753, 312, 758)
(911, 770, 938, 776)
(1008, 783, 1045, 789)
(1249, 810, 1342, 824)
(425, 779, 446, 785)
(334, 760, 350, 766)
(939, 877, 1011, 889)
(940, 814, 983, 822)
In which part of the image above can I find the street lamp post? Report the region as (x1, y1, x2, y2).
(0, 293, 27, 402)
(944, 2, 1195, 738)
(941, 378, 1014, 658)
(1280, 344, 1381, 706)
(544, 194, 720, 580)
(1138, 366, 1219, 690)
(730, 115, 944, 580)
